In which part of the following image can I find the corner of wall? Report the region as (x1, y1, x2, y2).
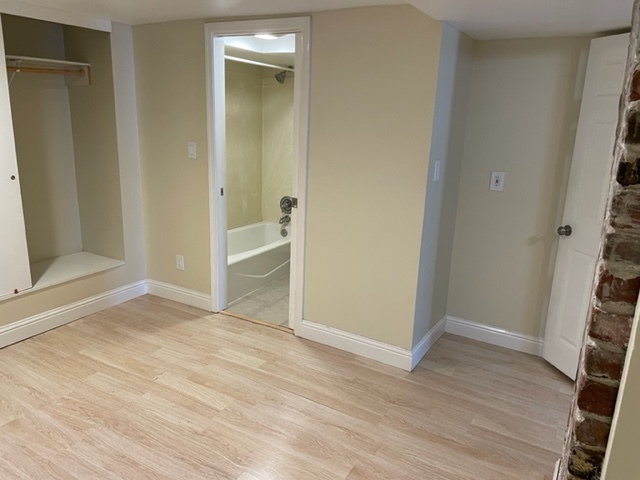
(412, 23, 475, 348)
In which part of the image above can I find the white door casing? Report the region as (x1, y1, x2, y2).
(204, 17, 310, 332)
(0, 19, 32, 299)
(543, 33, 630, 379)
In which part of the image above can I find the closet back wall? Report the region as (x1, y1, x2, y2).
(64, 25, 124, 261)
(3, 15, 82, 263)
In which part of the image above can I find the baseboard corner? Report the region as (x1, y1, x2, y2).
(147, 280, 211, 311)
(445, 315, 544, 356)
(297, 319, 413, 371)
(411, 316, 447, 370)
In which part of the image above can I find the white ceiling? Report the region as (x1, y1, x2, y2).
(5, 0, 635, 40)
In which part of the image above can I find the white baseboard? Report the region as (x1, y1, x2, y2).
(147, 280, 211, 311)
(297, 319, 414, 371)
(0, 280, 147, 349)
(445, 315, 544, 356)
(553, 459, 561, 480)
(411, 316, 447, 370)
(296, 317, 447, 372)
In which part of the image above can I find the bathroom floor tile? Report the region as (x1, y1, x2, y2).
(226, 276, 289, 327)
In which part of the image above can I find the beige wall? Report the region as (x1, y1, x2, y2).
(2, 14, 65, 59)
(413, 24, 475, 346)
(134, 20, 210, 293)
(0, 22, 146, 327)
(304, 6, 442, 350)
(262, 71, 293, 224)
(3, 15, 83, 263)
(447, 38, 591, 338)
(602, 310, 640, 479)
(65, 25, 125, 261)
(225, 60, 263, 230)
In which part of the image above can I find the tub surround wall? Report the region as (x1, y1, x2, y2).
(262, 70, 293, 224)
(225, 60, 263, 230)
(225, 59, 294, 229)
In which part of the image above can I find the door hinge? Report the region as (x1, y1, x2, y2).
(221, 187, 224, 196)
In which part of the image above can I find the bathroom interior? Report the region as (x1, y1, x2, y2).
(223, 34, 295, 328)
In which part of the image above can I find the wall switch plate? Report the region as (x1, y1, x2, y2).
(187, 142, 196, 159)
(490, 171, 505, 191)
(176, 254, 185, 271)
(434, 160, 441, 182)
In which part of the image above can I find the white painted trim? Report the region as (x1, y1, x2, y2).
(297, 320, 414, 371)
(411, 316, 447, 370)
(295, 316, 446, 372)
(204, 26, 228, 313)
(0, 0, 111, 32)
(446, 315, 544, 356)
(553, 459, 561, 480)
(205, 17, 311, 330)
(147, 280, 211, 311)
(0, 281, 146, 349)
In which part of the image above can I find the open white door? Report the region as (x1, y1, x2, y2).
(543, 33, 629, 379)
(0, 21, 32, 299)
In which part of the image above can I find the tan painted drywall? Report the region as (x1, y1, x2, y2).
(304, 5, 442, 350)
(447, 38, 591, 338)
(602, 310, 640, 479)
(3, 16, 83, 263)
(413, 24, 475, 346)
(0, 23, 147, 327)
(262, 71, 293, 224)
(134, 20, 210, 293)
(225, 60, 263, 230)
(64, 26, 125, 261)
(1, 14, 65, 59)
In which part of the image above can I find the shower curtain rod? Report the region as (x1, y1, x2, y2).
(224, 55, 294, 72)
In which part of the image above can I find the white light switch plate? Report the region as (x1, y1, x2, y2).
(187, 142, 197, 159)
(490, 171, 505, 191)
(434, 160, 441, 182)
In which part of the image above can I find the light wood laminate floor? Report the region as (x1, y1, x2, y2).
(0, 295, 573, 479)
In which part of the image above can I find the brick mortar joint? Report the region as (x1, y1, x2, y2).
(589, 336, 628, 354)
(598, 261, 640, 281)
(584, 373, 620, 388)
(594, 298, 638, 315)
(603, 228, 640, 240)
(577, 408, 613, 425)
(572, 439, 607, 454)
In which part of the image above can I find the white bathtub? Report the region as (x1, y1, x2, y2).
(227, 221, 290, 304)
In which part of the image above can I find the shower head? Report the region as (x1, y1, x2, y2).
(275, 70, 287, 84)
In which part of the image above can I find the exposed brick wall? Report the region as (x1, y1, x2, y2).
(559, 3, 640, 479)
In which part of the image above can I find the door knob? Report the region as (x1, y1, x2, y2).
(557, 225, 573, 236)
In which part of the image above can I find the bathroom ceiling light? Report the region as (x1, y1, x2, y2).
(255, 33, 278, 40)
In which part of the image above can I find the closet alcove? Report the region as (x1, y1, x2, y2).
(0, 14, 125, 300)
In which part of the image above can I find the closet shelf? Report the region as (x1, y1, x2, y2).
(5, 55, 91, 86)
(0, 252, 124, 302)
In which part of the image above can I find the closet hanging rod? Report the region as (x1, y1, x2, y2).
(225, 55, 294, 72)
(6, 66, 85, 77)
(5, 55, 91, 86)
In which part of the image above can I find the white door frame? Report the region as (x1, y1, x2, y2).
(204, 17, 311, 332)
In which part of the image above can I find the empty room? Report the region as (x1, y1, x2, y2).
(0, 0, 638, 479)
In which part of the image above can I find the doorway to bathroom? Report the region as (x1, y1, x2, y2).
(205, 18, 310, 332)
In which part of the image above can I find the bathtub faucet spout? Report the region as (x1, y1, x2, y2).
(279, 214, 291, 225)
